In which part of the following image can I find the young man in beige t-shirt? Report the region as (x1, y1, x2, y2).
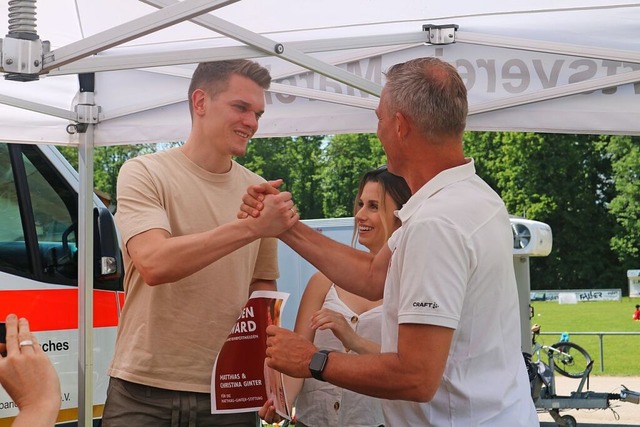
(102, 60, 298, 426)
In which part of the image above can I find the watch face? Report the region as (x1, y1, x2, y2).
(310, 351, 328, 372)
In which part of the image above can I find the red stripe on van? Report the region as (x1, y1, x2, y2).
(0, 289, 119, 331)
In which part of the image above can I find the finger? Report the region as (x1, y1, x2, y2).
(265, 355, 275, 369)
(310, 310, 331, 325)
(239, 202, 261, 219)
(278, 191, 293, 203)
(263, 404, 281, 424)
(17, 317, 35, 353)
(29, 334, 41, 353)
(4, 314, 19, 356)
(266, 325, 279, 336)
(315, 321, 336, 331)
(266, 179, 284, 190)
(249, 182, 281, 198)
(242, 192, 264, 210)
(258, 399, 274, 418)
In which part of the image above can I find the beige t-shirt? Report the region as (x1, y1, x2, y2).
(109, 148, 278, 392)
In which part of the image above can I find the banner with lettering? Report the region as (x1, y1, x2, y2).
(530, 289, 622, 302)
(211, 291, 291, 419)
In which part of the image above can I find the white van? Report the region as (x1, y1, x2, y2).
(0, 143, 123, 426)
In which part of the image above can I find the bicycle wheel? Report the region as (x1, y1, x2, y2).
(550, 341, 592, 378)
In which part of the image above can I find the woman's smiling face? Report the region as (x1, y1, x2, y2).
(355, 181, 400, 254)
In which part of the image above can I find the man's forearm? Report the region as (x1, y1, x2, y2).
(130, 219, 266, 286)
(280, 222, 384, 300)
(320, 352, 432, 401)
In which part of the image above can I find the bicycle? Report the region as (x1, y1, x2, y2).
(525, 324, 640, 427)
(526, 325, 595, 426)
(530, 324, 593, 380)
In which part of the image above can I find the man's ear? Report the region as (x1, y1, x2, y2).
(192, 89, 207, 116)
(395, 111, 411, 140)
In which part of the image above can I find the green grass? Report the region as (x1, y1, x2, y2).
(531, 297, 640, 376)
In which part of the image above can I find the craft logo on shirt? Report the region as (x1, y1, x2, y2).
(412, 301, 439, 309)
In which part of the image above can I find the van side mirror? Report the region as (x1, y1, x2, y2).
(94, 206, 123, 290)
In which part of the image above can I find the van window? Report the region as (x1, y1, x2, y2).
(0, 143, 78, 285)
(0, 144, 29, 275)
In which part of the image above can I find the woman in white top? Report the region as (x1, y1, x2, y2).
(262, 166, 411, 427)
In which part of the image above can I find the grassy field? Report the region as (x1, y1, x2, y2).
(531, 297, 640, 376)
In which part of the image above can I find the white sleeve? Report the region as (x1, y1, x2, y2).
(395, 219, 473, 330)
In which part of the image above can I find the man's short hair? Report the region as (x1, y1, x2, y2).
(188, 59, 271, 117)
(384, 57, 468, 138)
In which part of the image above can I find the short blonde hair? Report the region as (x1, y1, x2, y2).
(188, 60, 271, 117)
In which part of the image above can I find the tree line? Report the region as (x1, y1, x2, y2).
(59, 132, 639, 293)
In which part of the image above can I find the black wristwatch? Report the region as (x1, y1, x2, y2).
(309, 350, 332, 381)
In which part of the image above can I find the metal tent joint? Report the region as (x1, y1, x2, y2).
(76, 104, 100, 124)
(1, 0, 48, 81)
(68, 104, 100, 134)
(1, 36, 45, 80)
(422, 24, 458, 45)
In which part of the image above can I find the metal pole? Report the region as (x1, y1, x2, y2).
(598, 334, 604, 373)
(513, 255, 532, 353)
(76, 83, 97, 427)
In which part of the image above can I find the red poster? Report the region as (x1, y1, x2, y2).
(211, 291, 291, 419)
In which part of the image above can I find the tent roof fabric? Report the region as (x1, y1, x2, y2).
(1, 0, 640, 146)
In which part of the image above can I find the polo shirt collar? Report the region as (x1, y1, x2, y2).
(397, 158, 476, 223)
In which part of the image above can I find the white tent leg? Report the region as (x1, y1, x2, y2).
(78, 118, 95, 427)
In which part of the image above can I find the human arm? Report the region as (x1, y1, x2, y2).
(126, 191, 296, 286)
(239, 183, 387, 299)
(239, 182, 390, 300)
(265, 322, 452, 402)
(281, 224, 390, 300)
(311, 308, 380, 354)
(0, 314, 61, 427)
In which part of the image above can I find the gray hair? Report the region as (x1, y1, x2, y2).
(384, 57, 467, 138)
(188, 59, 271, 117)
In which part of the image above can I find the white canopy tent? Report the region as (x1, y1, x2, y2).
(2, 0, 640, 146)
(1, 1, 639, 425)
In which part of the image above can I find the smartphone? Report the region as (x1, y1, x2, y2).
(0, 322, 5, 344)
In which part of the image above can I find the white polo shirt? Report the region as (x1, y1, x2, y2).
(381, 159, 538, 426)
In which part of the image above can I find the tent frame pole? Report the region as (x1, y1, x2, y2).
(41, 0, 239, 72)
(76, 79, 99, 427)
(142, 0, 382, 96)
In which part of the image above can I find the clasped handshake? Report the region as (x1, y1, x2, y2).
(237, 179, 299, 237)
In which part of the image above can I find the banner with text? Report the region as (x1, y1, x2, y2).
(531, 289, 622, 302)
